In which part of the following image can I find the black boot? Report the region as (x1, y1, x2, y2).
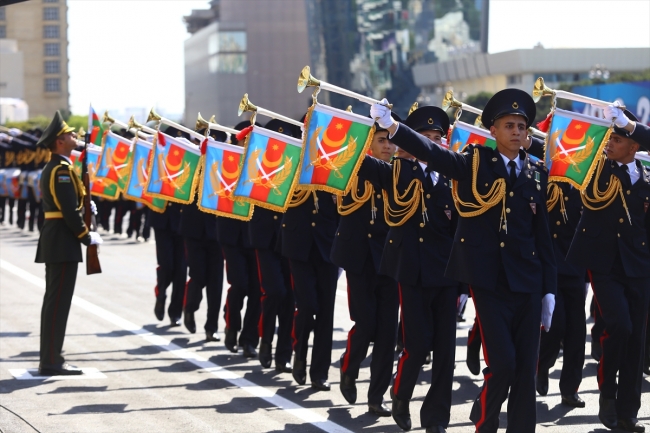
(183, 309, 196, 334)
(154, 296, 165, 321)
(536, 368, 549, 396)
(391, 387, 411, 431)
(259, 343, 272, 368)
(598, 396, 618, 430)
(339, 371, 357, 404)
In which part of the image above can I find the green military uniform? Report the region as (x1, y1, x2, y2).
(35, 112, 91, 374)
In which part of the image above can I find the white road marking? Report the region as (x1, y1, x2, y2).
(9, 368, 106, 381)
(0, 259, 354, 433)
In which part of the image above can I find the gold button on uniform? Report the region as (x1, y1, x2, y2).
(509, 192, 514, 197)
(553, 234, 557, 238)
(506, 208, 511, 213)
(282, 224, 286, 227)
(556, 221, 561, 226)
(370, 220, 374, 225)
(367, 234, 372, 238)
(389, 240, 393, 243)
(426, 194, 431, 199)
(500, 242, 505, 247)
(376, 194, 381, 199)
(626, 190, 631, 195)
(413, 166, 417, 171)
(419, 238, 423, 243)
(311, 222, 316, 227)
(461, 238, 465, 242)
(420, 223, 425, 227)
(583, 228, 586, 232)
(619, 218, 624, 223)
(273, 215, 278, 220)
(617, 233, 620, 237)
(312, 210, 317, 214)
(564, 196, 569, 201)
(532, 251, 535, 255)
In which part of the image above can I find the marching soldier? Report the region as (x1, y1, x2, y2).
(371, 89, 557, 433)
(151, 127, 188, 326)
(218, 120, 261, 358)
(331, 116, 399, 416)
(566, 106, 650, 432)
(358, 106, 460, 432)
(248, 119, 296, 372)
(180, 128, 226, 342)
(35, 111, 103, 375)
(282, 172, 339, 390)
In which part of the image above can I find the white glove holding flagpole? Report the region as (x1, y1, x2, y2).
(90, 200, 97, 216)
(603, 101, 629, 128)
(541, 293, 555, 332)
(370, 98, 394, 129)
(89, 231, 103, 245)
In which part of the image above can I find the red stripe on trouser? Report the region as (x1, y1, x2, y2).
(393, 284, 409, 395)
(587, 270, 607, 390)
(341, 281, 355, 373)
(50, 263, 66, 364)
(183, 279, 191, 309)
(255, 250, 266, 338)
(470, 286, 491, 431)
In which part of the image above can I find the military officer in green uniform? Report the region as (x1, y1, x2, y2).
(35, 111, 103, 376)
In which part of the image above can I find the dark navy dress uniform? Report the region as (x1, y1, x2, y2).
(217, 215, 261, 352)
(388, 90, 556, 433)
(536, 182, 586, 398)
(249, 119, 296, 370)
(151, 202, 187, 323)
(281, 189, 339, 386)
(1, 137, 17, 224)
(180, 196, 224, 337)
(330, 173, 398, 407)
(357, 106, 459, 431)
(566, 119, 650, 426)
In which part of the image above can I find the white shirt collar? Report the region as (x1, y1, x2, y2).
(617, 160, 640, 185)
(60, 154, 72, 165)
(418, 161, 439, 186)
(499, 153, 522, 173)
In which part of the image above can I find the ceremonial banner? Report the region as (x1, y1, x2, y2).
(18, 171, 29, 200)
(88, 106, 105, 146)
(144, 131, 201, 205)
(0, 170, 7, 197)
(2, 168, 21, 199)
(544, 108, 612, 189)
(85, 145, 120, 200)
(233, 125, 302, 212)
(448, 121, 496, 152)
(637, 152, 650, 168)
(27, 170, 42, 201)
(198, 138, 253, 220)
(123, 138, 167, 213)
(298, 103, 375, 194)
(96, 131, 133, 191)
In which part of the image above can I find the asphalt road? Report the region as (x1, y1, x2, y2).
(0, 222, 648, 433)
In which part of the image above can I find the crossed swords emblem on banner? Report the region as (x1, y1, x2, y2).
(549, 128, 594, 173)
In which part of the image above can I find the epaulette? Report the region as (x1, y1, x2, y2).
(532, 159, 548, 172)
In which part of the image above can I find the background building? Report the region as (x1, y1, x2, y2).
(0, 0, 70, 119)
(183, 0, 488, 125)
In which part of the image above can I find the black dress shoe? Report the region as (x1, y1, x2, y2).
(292, 360, 306, 385)
(340, 371, 357, 404)
(154, 297, 165, 321)
(618, 418, 645, 432)
(183, 310, 196, 334)
(275, 362, 292, 373)
(205, 331, 220, 342)
(169, 316, 182, 327)
(561, 393, 585, 408)
(38, 362, 83, 376)
(242, 344, 258, 359)
(391, 393, 411, 431)
(536, 368, 549, 396)
(368, 402, 391, 417)
(425, 427, 447, 433)
(591, 340, 602, 362)
(224, 328, 238, 353)
(259, 343, 272, 368)
(311, 379, 331, 391)
(598, 396, 618, 429)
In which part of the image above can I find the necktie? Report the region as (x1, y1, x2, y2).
(621, 164, 632, 187)
(424, 167, 434, 190)
(508, 160, 518, 187)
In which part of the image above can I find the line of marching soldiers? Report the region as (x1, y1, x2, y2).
(22, 86, 650, 433)
(142, 89, 650, 433)
(0, 127, 153, 240)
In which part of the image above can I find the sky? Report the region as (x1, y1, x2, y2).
(67, 0, 650, 117)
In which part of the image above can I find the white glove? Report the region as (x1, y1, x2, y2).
(541, 293, 555, 332)
(89, 231, 103, 245)
(603, 101, 629, 128)
(370, 98, 394, 129)
(90, 200, 97, 216)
